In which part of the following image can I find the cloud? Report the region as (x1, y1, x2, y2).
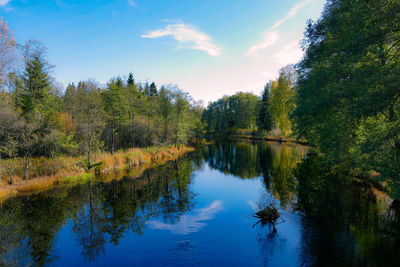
(147, 200, 223, 234)
(127, 0, 138, 7)
(0, 0, 10, 6)
(245, 30, 279, 56)
(271, 0, 313, 29)
(273, 41, 303, 66)
(142, 23, 221, 57)
(246, 0, 313, 56)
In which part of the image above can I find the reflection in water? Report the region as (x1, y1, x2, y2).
(0, 156, 198, 265)
(203, 141, 306, 209)
(296, 151, 400, 266)
(147, 200, 223, 234)
(0, 142, 399, 266)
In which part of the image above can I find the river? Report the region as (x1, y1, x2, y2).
(0, 141, 399, 266)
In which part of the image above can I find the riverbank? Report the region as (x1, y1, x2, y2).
(0, 146, 194, 201)
(230, 134, 309, 145)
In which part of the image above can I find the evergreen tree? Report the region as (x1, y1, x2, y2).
(149, 82, 158, 96)
(257, 82, 273, 132)
(18, 41, 53, 119)
(102, 79, 129, 153)
(127, 72, 134, 86)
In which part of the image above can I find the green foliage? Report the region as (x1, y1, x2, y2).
(0, 22, 203, 179)
(203, 65, 297, 138)
(18, 41, 54, 119)
(257, 83, 273, 132)
(202, 92, 259, 135)
(294, 0, 400, 198)
(269, 66, 297, 136)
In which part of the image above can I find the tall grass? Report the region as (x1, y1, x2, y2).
(0, 145, 194, 201)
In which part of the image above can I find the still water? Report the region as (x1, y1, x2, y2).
(1, 142, 399, 266)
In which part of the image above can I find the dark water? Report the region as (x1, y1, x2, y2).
(1, 142, 400, 266)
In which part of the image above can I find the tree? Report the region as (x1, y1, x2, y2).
(14, 40, 59, 179)
(257, 82, 273, 132)
(73, 81, 105, 168)
(269, 66, 296, 136)
(127, 72, 135, 86)
(63, 83, 77, 115)
(172, 91, 191, 147)
(101, 79, 129, 153)
(158, 86, 173, 143)
(0, 18, 17, 90)
(125, 73, 141, 148)
(143, 82, 158, 147)
(18, 40, 55, 119)
(0, 134, 17, 184)
(294, 0, 400, 198)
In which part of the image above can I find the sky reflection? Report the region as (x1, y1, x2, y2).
(147, 200, 223, 235)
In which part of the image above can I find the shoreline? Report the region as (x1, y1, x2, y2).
(230, 134, 309, 145)
(0, 146, 194, 202)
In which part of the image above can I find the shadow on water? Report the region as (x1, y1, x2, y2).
(0, 142, 400, 266)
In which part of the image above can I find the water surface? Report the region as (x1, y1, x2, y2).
(1, 142, 399, 266)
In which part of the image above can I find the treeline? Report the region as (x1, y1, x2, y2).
(0, 19, 203, 177)
(202, 65, 297, 137)
(203, 0, 400, 199)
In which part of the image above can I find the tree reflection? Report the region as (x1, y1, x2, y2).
(296, 151, 400, 266)
(204, 141, 304, 208)
(203, 142, 261, 179)
(0, 155, 197, 264)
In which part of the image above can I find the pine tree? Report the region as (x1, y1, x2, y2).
(19, 52, 52, 118)
(127, 72, 135, 86)
(149, 82, 158, 96)
(257, 83, 273, 132)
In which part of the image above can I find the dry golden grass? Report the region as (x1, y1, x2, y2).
(0, 145, 194, 202)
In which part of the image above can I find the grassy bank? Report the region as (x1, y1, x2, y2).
(0, 146, 194, 201)
(230, 134, 309, 145)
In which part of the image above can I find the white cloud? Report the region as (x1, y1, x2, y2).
(245, 30, 279, 56)
(246, 0, 313, 56)
(142, 23, 221, 57)
(147, 200, 223, 234)
(0, 0, 10, 6)
(271, 0, 313, 29)
(273, 41, 303, 66)
(127, 0, 138, 7)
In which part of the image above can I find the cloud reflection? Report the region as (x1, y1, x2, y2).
(147, 200, 223, 235)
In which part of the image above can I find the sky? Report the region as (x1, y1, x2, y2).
(0, 0, 326, 103)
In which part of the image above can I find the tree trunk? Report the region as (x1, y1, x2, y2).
(164, 120, 168, 143)
(111, 128, 115, 155)
(23, 156, 29, 180)
(131, 113, 135, 148)
(146, 119, 150, 148)
(87, 133, 91, 169)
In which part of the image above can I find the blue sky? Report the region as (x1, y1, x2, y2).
(0, 0, 325, 103)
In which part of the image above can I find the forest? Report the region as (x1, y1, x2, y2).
(0, 0, 399, 200)
(203, 0, 400, 200)
(0, 18, 203, 186)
